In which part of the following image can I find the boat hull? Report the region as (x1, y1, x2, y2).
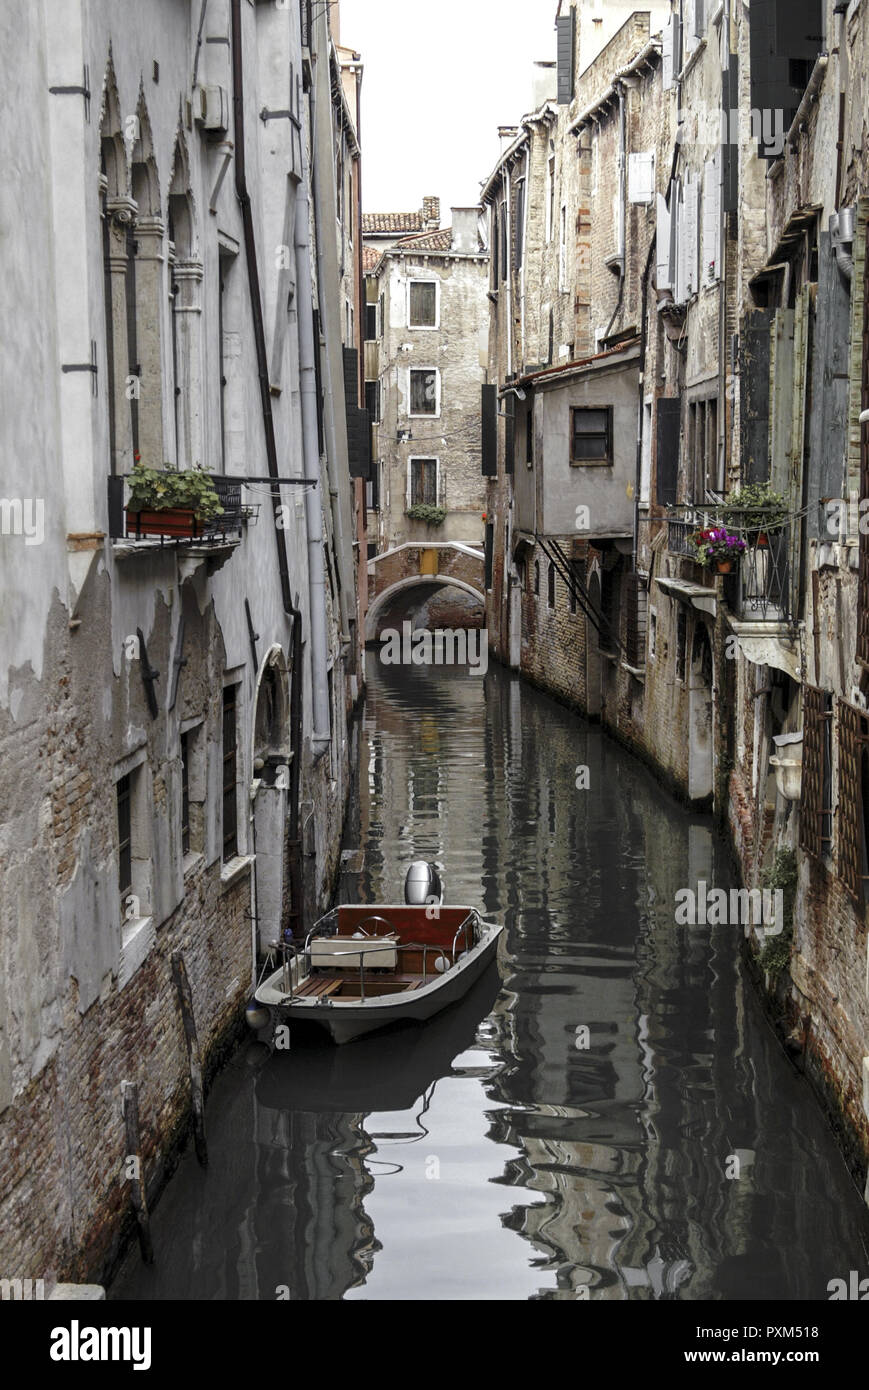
(259, 920, 502, 1045)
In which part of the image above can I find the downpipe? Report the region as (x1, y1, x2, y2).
(296, 122, 333, 757)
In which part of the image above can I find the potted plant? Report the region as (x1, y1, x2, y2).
(689, 526, 747, 573)
(126, 461, 224, 539)
(406, 503, 447, 527)
(722, 482, 787, 548)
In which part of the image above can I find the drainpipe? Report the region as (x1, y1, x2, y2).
(718, 0, 730, 495)
(297, 102, 333, 756)
(310, 23, 354, 651)
(505, 164, 513, 380)
(604, 82, 626, 342)
(230, 0, 293, 618)
(634, 237, 655, 567)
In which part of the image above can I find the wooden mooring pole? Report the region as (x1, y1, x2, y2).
(170, 950, 208, 1167)
(121, 1080, 154, 1265)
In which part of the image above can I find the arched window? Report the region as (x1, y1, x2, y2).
(548, 562, 556, 609)
(99, 62, 134, 475)
(167, 134, 202, 470)
(534, 560, 540, 596)
(129, 99, 166, 468)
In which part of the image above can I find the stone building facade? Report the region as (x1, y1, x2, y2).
(0, 0, 362, 1284)
(362, 207, 489, 626)
(484, 0, 869, 1196)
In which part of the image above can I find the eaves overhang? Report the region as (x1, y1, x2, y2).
(654, 576, 717, 617)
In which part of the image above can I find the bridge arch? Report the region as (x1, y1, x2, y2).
(365, 575, 486, 642)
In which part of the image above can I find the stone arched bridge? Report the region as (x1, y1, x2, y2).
(366, 542, 486, 641)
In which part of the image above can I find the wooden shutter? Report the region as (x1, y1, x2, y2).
(481, 385, 498, 476)
(800, 686, 828, 859)
(683, 174, 700, 298)
(662, 17, 675, 90)
(557, 10, 576, 105)
(343, 347, 371, 479)
(739, 309, 773, 485)
(628, 152, 655, 206)
(656, 194, 672, 290)
(702, 153, 721, 284)
(721, 54, 739, 213)
(807, 231, 850, 539)
(837, 699, 867, 906)
(656, 396, 681, 506)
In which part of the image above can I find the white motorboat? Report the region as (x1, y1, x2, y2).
(249, 863, 503, 1046)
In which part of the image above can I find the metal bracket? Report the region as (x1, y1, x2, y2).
(49, 64, 91, 121)
(137, 628, 160, 720)
(61, 341, 98, 395)
(260, 107, 301, 129)
(168, 616, 187, 711)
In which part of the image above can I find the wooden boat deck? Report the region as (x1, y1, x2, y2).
(293, 972, 426, 1000)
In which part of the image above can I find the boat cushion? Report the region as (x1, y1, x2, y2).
(310, 934, 398, 970)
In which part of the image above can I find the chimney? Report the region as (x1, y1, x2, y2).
(450, 208, 479, 255)
(421, 196, 441, 230)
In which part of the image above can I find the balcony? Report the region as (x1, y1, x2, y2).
(666, 507, 797, 623)
(108, 474, 257, 551)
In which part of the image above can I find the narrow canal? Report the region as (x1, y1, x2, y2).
(113, 661, 869, 1301)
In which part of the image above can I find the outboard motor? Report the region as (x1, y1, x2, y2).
(404, 860, 443, 906)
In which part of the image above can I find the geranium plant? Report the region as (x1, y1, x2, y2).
(127, 461, 224, 522)
(689, 526, 747, 565)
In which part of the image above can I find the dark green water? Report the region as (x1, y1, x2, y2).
(113, 662, 869, 1300)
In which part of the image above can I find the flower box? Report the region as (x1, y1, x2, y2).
(126, 507, 199, 539)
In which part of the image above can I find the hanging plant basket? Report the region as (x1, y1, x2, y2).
(715, 557, 734, 574)
(756, 531, 769, 548)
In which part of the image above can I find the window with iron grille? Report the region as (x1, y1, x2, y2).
(222, 685, 239, 862)
(837, 699, 869, 907)
(800, 687, 832, 860)
(117, 773, 132, 918)
(409, 368, 438, 416)
(408, 281, 438, 329)
(571, 407, 613, 465)
(410, 458, 438, 506)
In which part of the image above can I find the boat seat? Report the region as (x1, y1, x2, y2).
(295, 977, 344, 999)
(310, 934, 398, 970)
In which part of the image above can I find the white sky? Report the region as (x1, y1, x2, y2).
(338, 0, 559, 220)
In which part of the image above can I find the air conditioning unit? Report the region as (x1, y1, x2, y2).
(195, 84, 230, 133)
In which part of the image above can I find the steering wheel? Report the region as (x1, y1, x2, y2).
(353, 915, 393, 937)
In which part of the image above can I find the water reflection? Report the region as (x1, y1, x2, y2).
(113, 662, 869, 1301)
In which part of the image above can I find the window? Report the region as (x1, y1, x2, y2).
(689, 397, 720, 500)
(525, 404, 534, 467)
(500, 200, 508, 284)
(365, 379, 380, 423)
(559, 205, 567, 290)
(180, 731, 190, 856)
(548, 563, 556, 609)
(409, 280, 438, 328)
(571, 407, 613, 465)
(410, 458, 438, 506)
(222, 685, 239, 861)
(117, 774, 132, 917)
(546, 156, 556, 242)
(675, 608, 687, 682)
(365, 302, 378, 340)
(534, 560, 540, 596)
(492, 204, 500, 288)
(837, 699, 869, 905)
(409, 368, 439, 416)
(649, 609, 658, 661)
(513, 180, 525, 270)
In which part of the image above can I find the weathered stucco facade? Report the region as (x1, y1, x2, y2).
(0, 0, 362, 1284)
(483, 0, 869, 1197)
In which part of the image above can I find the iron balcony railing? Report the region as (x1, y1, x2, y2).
(666, 507, 798, 623)
(107, 474, 257, 544)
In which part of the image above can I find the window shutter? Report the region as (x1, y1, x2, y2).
(702, 153, 721, 284)
(662, 17, 674, 90)
(481, 384, 498, 476)
(504, 393, 515, 476)
(628, 151, 656, 206)
(656, 194, 673, 290)
(656, 396, 681, 506)
(342, 347, 370, 479)
(739, 308, 773, 485)
(556, 9, 576, 105)
(721, 53, 739, 213)
(683, 174, 700, 298)
(684, 0, 698, 54)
